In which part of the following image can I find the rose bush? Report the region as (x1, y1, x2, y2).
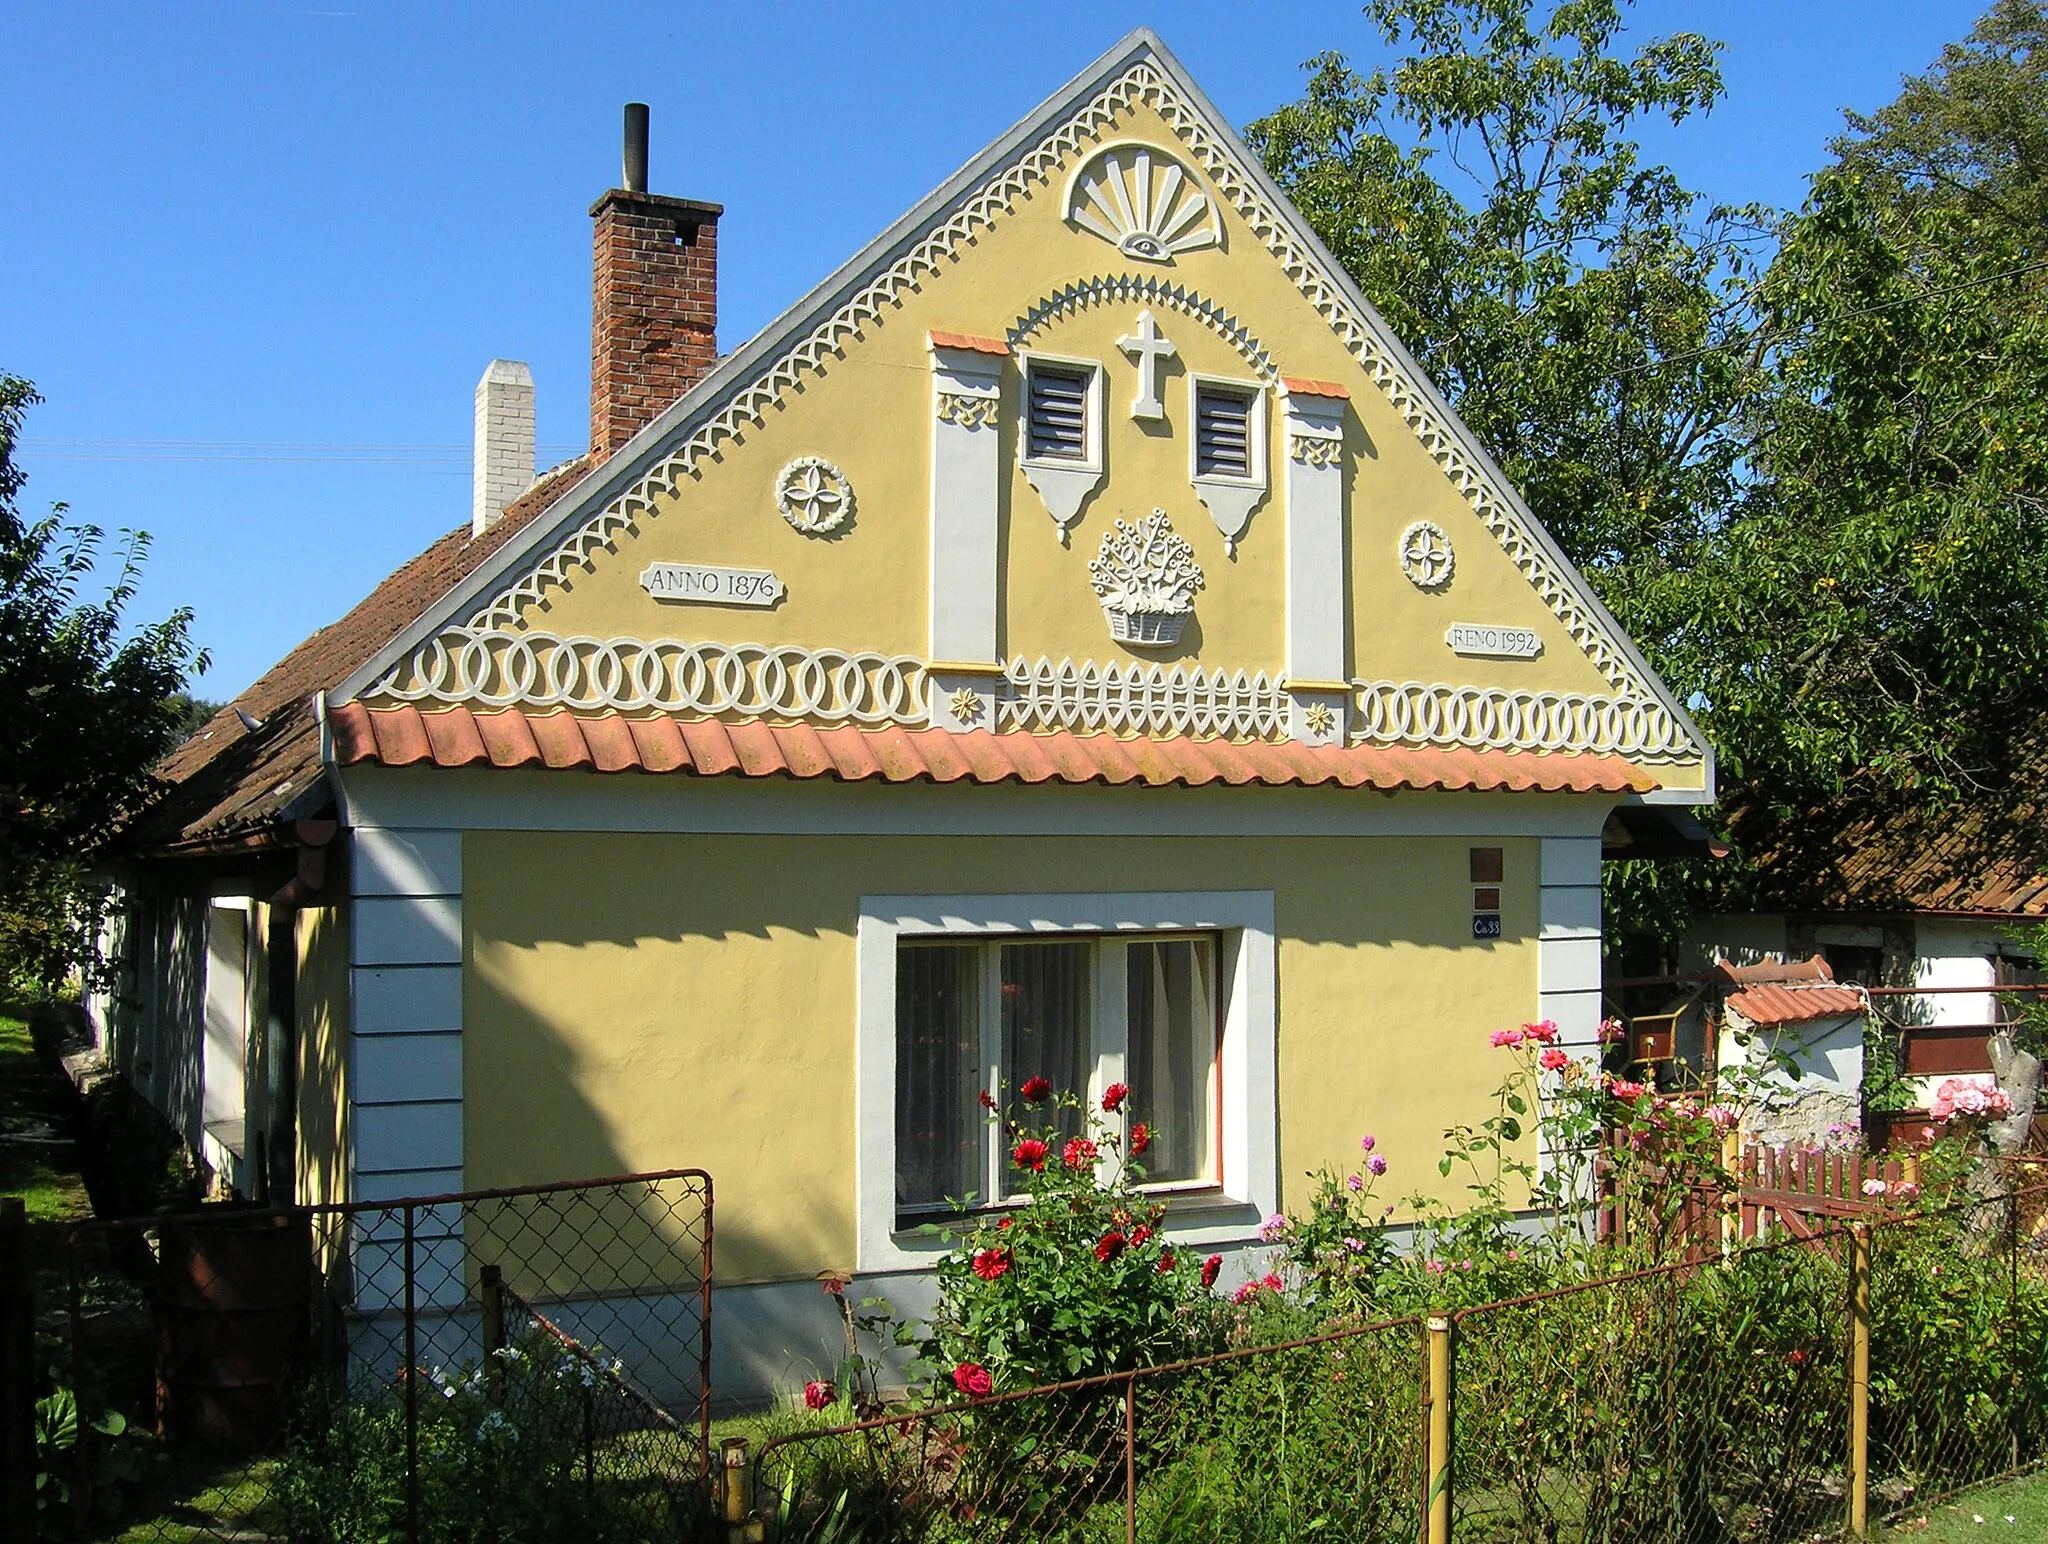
(916, 1084, 1222, 1393)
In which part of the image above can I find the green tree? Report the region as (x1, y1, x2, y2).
(1247, 0, 1769, 650)
(1833, 0, 2048, 236)
(0, 374, 208, 989)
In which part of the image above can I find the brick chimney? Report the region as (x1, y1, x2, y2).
(589, 103, 722, 459)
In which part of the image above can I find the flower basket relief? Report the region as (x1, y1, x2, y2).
(1088, 509, 1204, 648)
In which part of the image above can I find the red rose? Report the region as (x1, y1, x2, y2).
(971, 1247, 1010, 1282)
(952, 1363, 994, 1399)
(996, 1215, 1013, 1230)
(1020, 1076, 1052, 1104)
(1130, 1123, 1152, 1157)
(977, 1089, 997, 1111)
(1200, 1254, 1223, 1291)
(1157, 1251, 1177, 1273)
(1101, 1082, 1130, 1113)
(803, 1380, 835, 1411)
(1011, 1139, 1049, 1172)
(1063, 1137, 1098, 1170)
(1094, 1230, 1128, 1263)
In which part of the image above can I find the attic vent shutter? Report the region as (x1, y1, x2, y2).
(1195, 385, 1254, 477)
(1027, 365, 1091, 460)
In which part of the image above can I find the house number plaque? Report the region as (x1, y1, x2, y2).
(640, 563, 787, 607)
(1446, 623, 1542, 659)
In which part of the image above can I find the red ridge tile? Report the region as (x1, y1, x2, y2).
(473, 710, 543, 768)
(419, 709, 488, 767)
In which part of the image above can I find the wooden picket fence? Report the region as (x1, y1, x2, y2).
(1596, 1137, 1920, 1256)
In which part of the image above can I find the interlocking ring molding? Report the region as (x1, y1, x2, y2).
(1352, 681, 1693, 762)
(999, 656, 1283, 740)
(395, 60, 1695, 765)
(363, 629, 927, 724)
(358, 627, 1691, 761)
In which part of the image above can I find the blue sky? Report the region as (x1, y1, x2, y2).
(0, 2, 1989, 698)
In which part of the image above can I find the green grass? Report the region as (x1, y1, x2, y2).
(0, 1005, 94, 1279)
(1878, 1467, 2048, 1539)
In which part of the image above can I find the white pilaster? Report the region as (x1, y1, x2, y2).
(349, 826, 464, 1200)
(927, 333, 1007, 732)
(1539, 835, 1605, 1053)
(1281, 381, 1349, 744)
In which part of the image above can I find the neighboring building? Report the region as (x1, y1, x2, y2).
(92, 32, 1712, 1394)
(1688, 759, 2048, 1108)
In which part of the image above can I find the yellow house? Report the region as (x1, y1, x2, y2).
(98, 31, 1710, 1394)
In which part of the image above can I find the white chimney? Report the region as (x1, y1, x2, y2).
(472, 359, 536, 535)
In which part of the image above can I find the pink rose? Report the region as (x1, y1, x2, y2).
(1540, 1047, 1569, 1072)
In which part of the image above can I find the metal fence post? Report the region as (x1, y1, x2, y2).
(1124, 1372, 1138, 1544)
(1426, 1315, 1453, 1544)
(403, 1203, 419, 1544)
(1848, 1222, 1871, 1538)
(1, 1198, 34, 1544)
(479, 1262, 504, 1406)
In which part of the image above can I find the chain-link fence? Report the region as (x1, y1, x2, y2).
(748, 1184, 2048, 1543)
(36, 1168, 713, 1542)
(1452, 1236, 1854, 1543)
(753, 1314, 1427, 1543)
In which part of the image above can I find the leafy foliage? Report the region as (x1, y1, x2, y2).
(0, 375, 206, 989)
(914, 1087, 1214, 1391)
(1247, 0, 1765, 633)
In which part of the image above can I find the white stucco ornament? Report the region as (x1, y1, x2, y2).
(1116, 309, 1178, 420)
(1399, 520, 1455, 590)
(1090, 508, 1205, 648)
(1065, 143, 1222, 263)
(777, 456, 855, 536)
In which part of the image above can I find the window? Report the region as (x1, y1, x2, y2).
(1025, 362, 1094, 461)
(893, 934, 1220, 1221)
(1193, 383, 1255, 478)
(858, 891, 1278, 1271)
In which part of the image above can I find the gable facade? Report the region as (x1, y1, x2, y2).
(101, 32, 1709, 1400)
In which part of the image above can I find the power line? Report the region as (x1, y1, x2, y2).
(1611, 254, 2048, 380)
(15, 438, 586, 466)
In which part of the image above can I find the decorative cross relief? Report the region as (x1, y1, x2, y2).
(778, 457, 856, 536)
(1116, 310, 1177, 421)
(1399, 520, 1455, 590)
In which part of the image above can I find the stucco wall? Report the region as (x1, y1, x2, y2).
(463, 828, 1543, 1285)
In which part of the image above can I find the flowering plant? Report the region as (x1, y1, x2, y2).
(1274, 1133, 1400, 1305)
(915, 1084, 1216, 1394)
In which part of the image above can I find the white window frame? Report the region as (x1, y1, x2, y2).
(857, 890, 1277, 1273)
(1186, 372, 1268, 492)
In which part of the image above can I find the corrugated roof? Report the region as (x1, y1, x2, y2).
(327, 702, 1657, 795)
